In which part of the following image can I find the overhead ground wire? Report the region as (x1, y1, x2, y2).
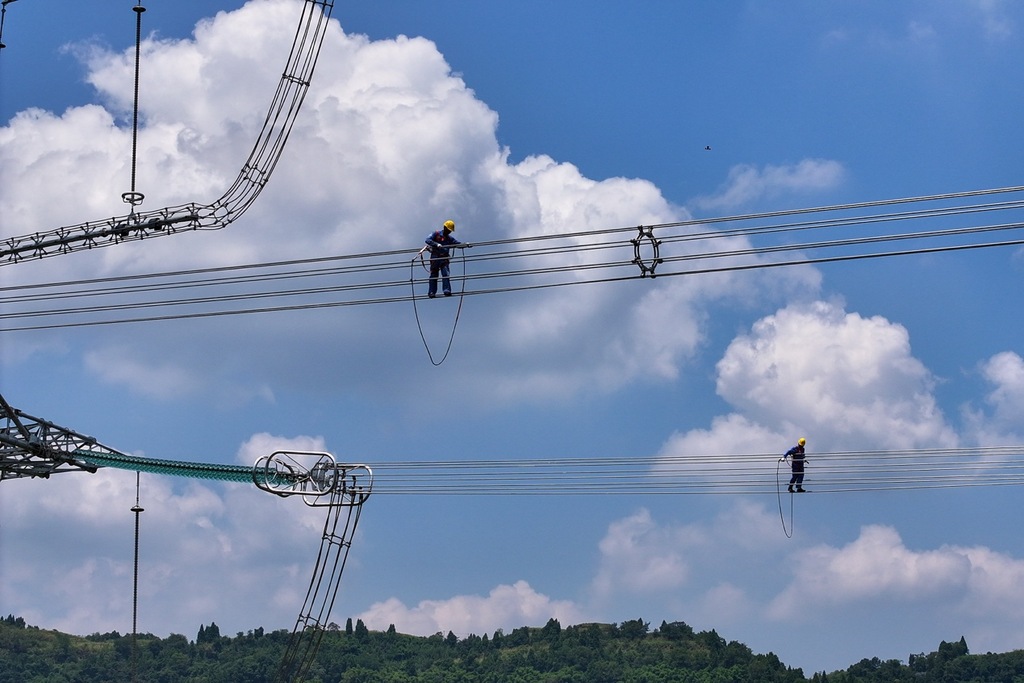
(3, 220, 1023, 319)
(8, 189, 1024, 288)
(9, 187, 1024, 295)
(3, 186, 1024, 330)
(67, 446, 1024, 496)
(5, 235, 1024, 331)
(340, 446, 1024, 496)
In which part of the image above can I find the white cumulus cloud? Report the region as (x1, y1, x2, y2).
(357, 580, 586, 637)
(768, 525, 970, 619)
(980, 351, 1024, 423)
(590, 502, 787, 607)
(715, 300, 958, 450)
(963, 350, 1024, 445)
(591, 509, 699, 598)
(768, 524, 1024, 645)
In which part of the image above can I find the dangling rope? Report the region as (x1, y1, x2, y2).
(776, 458, 794, 538)
(410, 248, 468, 366)
(122, 3, 146, 212)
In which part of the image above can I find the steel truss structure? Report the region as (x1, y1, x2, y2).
(256, 451, 373, 683)
(1, 0, 335, 265)
(2, 396, 372, 683)
(0, 392, 105, 480)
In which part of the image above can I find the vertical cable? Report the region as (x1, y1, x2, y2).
(0, 0, 20, 118)
(131, 471, 144, 683)
(123, 3, 146, 211)
(0, 0, 17, 51)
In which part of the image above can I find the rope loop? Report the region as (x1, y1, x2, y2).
(410, 247, 468, 366)
(776, 458, 794, 538)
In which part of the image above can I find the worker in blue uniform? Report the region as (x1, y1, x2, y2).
(420, 220, 461, 298)
(784, 437, 807, 493)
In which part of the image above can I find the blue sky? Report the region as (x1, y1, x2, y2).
(2, 0, 1024, 674)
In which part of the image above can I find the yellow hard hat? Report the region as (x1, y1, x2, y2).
(443, 220, 455, 232)
(798, 438, 806, 446)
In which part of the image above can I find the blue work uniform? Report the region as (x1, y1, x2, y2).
(785, 443, 806, 491)
(425, 229, 461, 297)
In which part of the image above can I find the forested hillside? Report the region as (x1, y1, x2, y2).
(2, 613, 1022, 682)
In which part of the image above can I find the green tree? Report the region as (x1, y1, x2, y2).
(5, 613, 1023, 683)
(197, 621, 221, 645)
(355, 619, 370, 640)
(618, 618, 649, 640)
(541, 618, 562, 642)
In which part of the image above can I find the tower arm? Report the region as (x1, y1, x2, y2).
(0, 392, 109, 480)
(1, 0, 335, 265)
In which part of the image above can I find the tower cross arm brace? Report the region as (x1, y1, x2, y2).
(0, 207, 204, 263)
(0, 393, 111, 481)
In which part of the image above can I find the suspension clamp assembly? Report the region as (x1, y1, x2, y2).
(121, 191, 146, 209)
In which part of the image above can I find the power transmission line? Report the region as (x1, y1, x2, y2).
(3, 185, 1024, 331)
(350, 447, 1024, 496)
(55, 444, 1024, 496)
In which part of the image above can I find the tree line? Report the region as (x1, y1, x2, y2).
(2, 613, 1022, 682)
